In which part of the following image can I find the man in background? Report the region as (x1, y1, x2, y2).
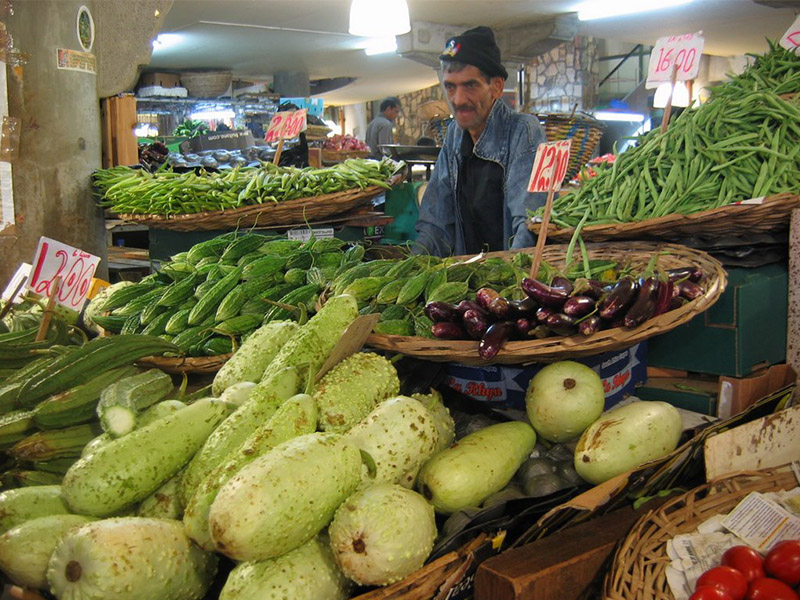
(366, 97, 402, 159)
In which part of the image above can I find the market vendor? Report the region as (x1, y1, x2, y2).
(414, 26, 546, 257)
(366, 97, 402, 159)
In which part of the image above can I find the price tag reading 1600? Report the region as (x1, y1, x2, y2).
(527, 140, 572, 193)
(264, 109, 308, 143)
(645, 32, 705, 88)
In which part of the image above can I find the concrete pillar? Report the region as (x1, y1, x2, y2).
(273, 71, 310, 98)
(1, 0, 107, 283)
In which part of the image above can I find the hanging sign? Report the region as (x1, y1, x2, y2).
(527, 139, 571, 193)
(27, 237, 100, 311)
(645, 32, 705, 88)
(780, 15, 800, 52)
(264, 109, 308, 143)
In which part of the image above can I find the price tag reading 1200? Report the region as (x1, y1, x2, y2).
(27, 237, 100, 311)
(780, 15, 800, 53)
(527, 139, 571, 193)
(645, 32, 705, 88)
(264, 109, 308, 143)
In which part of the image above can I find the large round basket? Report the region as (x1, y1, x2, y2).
(540, 112, 605, 184)
(528, 192, 800, 242)
(365, 242, 726, 365)
(180, 71, 232, 97)
(117, 177, 401, 232)
(603, 466, 798, 600)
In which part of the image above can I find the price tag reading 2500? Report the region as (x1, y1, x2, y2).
(645, 32, 705, 88)
(264, 109, 308, 143)
(527, 140, 571, 193)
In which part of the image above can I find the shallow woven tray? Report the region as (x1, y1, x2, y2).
(134, 353, 232, 375)
(528, 192, 800, 242)
(603, 466, 798, 600)
(117, 175, 402, 232)
(365, 242, 726, 365)
(321, 149, 370, 162)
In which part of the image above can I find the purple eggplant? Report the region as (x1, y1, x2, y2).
(536, 306, 554, 324)
(572, 278, 605, 300)
(521, 278, 569, 308)
(476, 287, 501, 311)
(550, 275, 574, 296)
(478, 321, 515, 360)
(677, 280, 704, 301)
(669, 296, 689, 311)
(487, 296, 517, 320)
(653, 279, 674, 316)
(431, 322, 468, 340)
(510, 296, 539, 316)
(515, 317, 535, 339)
(623, 277, 660, 328)
(424, 301, 461, 323)
(667, 267, 703, 283)
(562, 296, 596, 318)
(578, 315, 603, 336)
(598, 277, 638, 320)
(545, 313, 578, 336)
(456, 300, 487, 317)
(462, 309, 490, 340)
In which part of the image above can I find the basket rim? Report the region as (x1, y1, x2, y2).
(365, 241, 727, 365)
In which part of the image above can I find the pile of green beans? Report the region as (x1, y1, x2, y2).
(535, 44, 800, 228)
(94, 158, 402, 215)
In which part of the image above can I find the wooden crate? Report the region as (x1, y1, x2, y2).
(101, 95, 138, 167)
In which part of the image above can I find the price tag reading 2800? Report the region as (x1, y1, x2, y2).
(527, 140, 571, 193)
(264, 109, 308, 143)
(645, 32, 705, 88)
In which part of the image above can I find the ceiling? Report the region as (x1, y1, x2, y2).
(146, 0, 799, 105)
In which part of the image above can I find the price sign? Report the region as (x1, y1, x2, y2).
(27, 237, 100, 311)
(264, 109, 308, 143)
(527, 139, 571, 193)
(780, 15, 800, 52)
(645, 32, 705, 88)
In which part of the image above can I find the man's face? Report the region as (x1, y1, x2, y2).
(443, 65, 504, 137)
(385, 106, 401, 121)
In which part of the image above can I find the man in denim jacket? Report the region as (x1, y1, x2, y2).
(415, 26, 546, 257)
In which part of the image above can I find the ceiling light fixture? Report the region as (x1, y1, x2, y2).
(653, 81, 690, 108)
(577, 0, 694, 21)
(594, 111, 646, 122)
(364, 36, 397, 56)
(349, 0, 410, 38)
(151, 33, 183, 50)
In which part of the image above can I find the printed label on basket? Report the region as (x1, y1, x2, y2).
(645, 32, 704, 88)
(780, 15, 800, 52)
(287, 227, 333, 242)
(264, 109, 308, 143)
(721, 491, 800, 552)
(527, 139, 571, 193)
(27, 237, 100, 311)
(2, 262, 31, 304)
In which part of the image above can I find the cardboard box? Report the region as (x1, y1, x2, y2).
(139, 72, 181, 88)
(647, 264, 788, 377)
(636, 375, 718, 416)
(717, 363, 796, 419)
(180, 130, 256, 153)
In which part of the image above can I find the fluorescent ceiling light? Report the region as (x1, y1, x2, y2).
(349, 0, 410, 37)
(594, 111, 646, 122)
(151, 33, 183, 50)
(653, 82, 690, 108)
(364, 36, 397, 56)
(578, 0, 694, 21)
(190, 109, 235, 120)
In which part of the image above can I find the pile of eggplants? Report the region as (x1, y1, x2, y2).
(424, 267, 706, 360)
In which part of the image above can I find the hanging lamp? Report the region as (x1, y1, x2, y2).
(349, 0, 410, 38)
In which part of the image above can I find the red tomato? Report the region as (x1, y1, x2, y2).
(745, 576, 799, 600)
(691, 587, 734, 600)
(722, 546, 765, 583)
(697, 566, 749, 600)
(765, 541, 800, 586)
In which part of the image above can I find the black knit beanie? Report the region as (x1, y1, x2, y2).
(439, 26, 508, 80)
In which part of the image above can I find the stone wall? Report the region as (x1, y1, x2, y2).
(526, 37, 599, 114)
(391, 82, 448, 145)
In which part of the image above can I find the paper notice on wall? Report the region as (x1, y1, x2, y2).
(56, 48, 96, 74)
(0, 63, 13, 229)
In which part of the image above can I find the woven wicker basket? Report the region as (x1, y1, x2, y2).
(180, 71, 232, 98)
(529, 192, 800, 242)
(426, 118, 453, 146)
(541, 112, 605, 184)
(117, 176, 402, 232)
(603, 466, 798, 600)
(366, 242, 726, 365)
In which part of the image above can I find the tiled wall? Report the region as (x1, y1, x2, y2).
(527, 37, 599, 114)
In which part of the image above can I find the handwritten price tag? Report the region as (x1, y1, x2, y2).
(780, 15, 800, 52)
(27, 237, 100, 311)
(645, 32, 705, 88)
(527, 140, 571, 193)
(264, 109, 308, 143)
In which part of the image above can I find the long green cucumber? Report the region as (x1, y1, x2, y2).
(16, 335, 178, 407)
(179, 366, 300, 508)
(184, 393, 317, 550)
(61, 398, 232, 517)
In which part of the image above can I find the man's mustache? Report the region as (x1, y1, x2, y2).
(453, 104, 475, 111)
